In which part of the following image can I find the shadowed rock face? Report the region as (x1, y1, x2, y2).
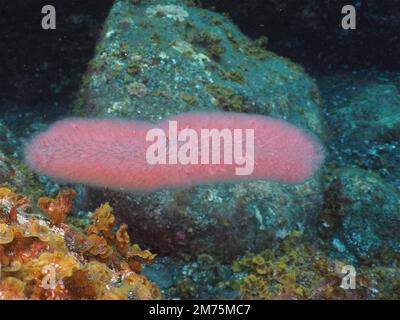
(0, 0, 114, 108)
(320, 167, 400, 258)
(200, 0, 400, 71)
(318, 72, 400, 188)
(74, 0, 325, 261)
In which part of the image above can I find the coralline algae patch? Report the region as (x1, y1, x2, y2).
(229, 231, 400, 300)
(24, 112, 324, 191)
(0, 187, 160, 300)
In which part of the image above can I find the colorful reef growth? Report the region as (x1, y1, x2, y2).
(230, 231, 400, 300)
(0, 187, 160, 300)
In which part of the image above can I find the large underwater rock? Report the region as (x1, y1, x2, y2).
(73, 0, 325, 260)
(320, 167, 400, 259)
(199, 0, 400, 70)
(320, 74, 400, 188)
(331, 83, 400, 143)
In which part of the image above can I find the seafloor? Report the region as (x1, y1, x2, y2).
(0, 0, 399, 299)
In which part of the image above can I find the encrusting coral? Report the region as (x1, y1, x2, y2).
(231, 231, 400, 300)
(0, 187, 160, 300)
(231, 231, 354, 299)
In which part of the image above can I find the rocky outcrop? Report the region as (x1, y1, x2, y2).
(73, 0, 325, 260)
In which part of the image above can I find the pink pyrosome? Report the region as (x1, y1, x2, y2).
(24, 112, 324, 191)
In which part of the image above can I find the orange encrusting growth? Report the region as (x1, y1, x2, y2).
(0, 187, 160, 300)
